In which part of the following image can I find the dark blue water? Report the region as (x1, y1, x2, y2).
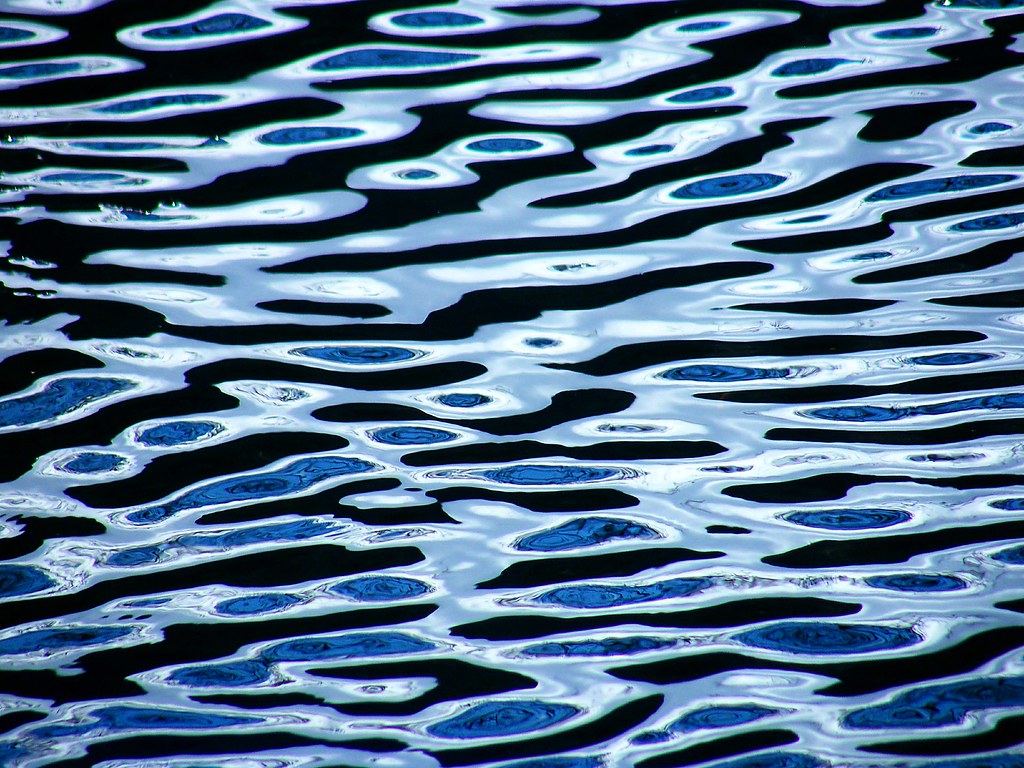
(2, 0, 1024, 765)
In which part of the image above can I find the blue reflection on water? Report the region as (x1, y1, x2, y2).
(0, 378, 134, 429)
(330, 575, 432, 601)
(537, 577, 712, 609)
(843, 675, 1024, 729)
(127, 456, 377, 523)
(0, 626, 134, 655)
(312, 49, 479, 70)
(521, 636, 674, 657)
(516, 517, 659, 552)
(784, 509, 910, 530)
(671, 173, 786, 199)
(0, 565, 56, 598)
(735, 622, 920, 654)
(142, 13, 271, 40)
(262, 632, 434, 662)
(428, 700, 580, 739)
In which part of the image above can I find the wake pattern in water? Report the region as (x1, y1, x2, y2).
(2, 0, 1024, 765)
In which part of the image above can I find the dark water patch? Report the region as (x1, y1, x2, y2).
(515, 517, 660, 552)
(729, 298, 894, 315)
(858, 101, 977, 142)
(859, 712, 1024, 756)
(0, 515, 104, 562)
(315, 659, 537, 717)
(403, 439, 725, 466)
(189, 358, 487, 393)
(931, 288, 1024, 307)
(318, 389, 636, 437)
(854, 236, 1023, 284)
(963, 143, 1024, 168)
(707, 525, 752, 535)
(724, 473, 912, 504)
(734, 220, 895, 255)
(763, 519, 1024, 569)
(546, 332, 986, 377)
(415, 262, 773, 337)
(767, 418, 1024, 446)
(454, 598, 859, 641)
(477, 548, 723, 589)
(256, 299, 390, 318)
(429, 486, 639, 513)
(0, 711, 45, 736)
(0, 349, 103, 399)
(635, 733, 802, 768)
(531, 119, 820, 210)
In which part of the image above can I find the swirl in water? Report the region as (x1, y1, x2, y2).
(0, 565, 56, 598)
(261, 631, 434, 662)
(0, 626, 135, 656)
(516, 517, 659, 552)
(537, 577, 712, 609)
(734, 622, 921, 654)
(661, 364, 792, 381)
(427, 700, 580, 739)
(330, 575, 433, 601)
(142, 13, 271, 39)
(370, 426, 457, 445)
(521, 636, 674, 657)
(843, 675, 1024, 729)
(864, 574, 967, 592)
(215, 593, 302, 616)
(671, 173, 786, 199)
(784, 508, 910, 530)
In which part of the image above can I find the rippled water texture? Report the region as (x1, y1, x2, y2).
(2, 0, 1024, 766)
